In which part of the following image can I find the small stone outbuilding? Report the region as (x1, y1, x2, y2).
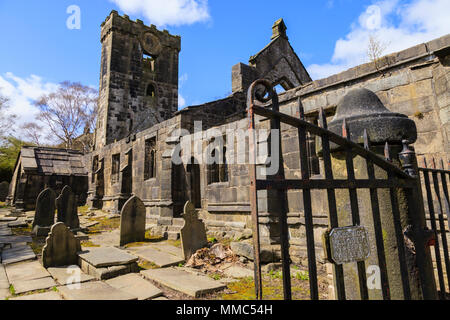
(6, 146, 88, 211)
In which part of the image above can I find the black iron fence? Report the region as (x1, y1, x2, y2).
(247, 79, 446, 300)
(418, 158, 450, 300)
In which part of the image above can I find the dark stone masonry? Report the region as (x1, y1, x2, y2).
(7, 11, 450, 263)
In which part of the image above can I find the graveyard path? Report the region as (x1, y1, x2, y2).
(0, 207, 278, 300)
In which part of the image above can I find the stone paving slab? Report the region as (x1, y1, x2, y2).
(1, 245, 36, 265)
(141, 268, 227, 298)
(153, 296, 169, 300)
(13, 277, 57, 295)
(0, 288, 10, 300)
(78, 247, 138, 268)
(0, 265, 9, 289)
(105, 273, 163, 300)
(5, 260, 50, 282)
(128, 246, 184, 268)
(9, 291, 63, 300)
(47, 266, 95, 285)
(0, 235, 32, 244)
(0, 229, 12, 236)
(223, 266, 254, 279)
(148, 243, 183, 257)
(58, 281, 138, 300)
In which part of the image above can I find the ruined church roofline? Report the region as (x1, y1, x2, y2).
(249, 18, 290, 63)
(278, 33, 450, 103)
(100, 10, 181, 51)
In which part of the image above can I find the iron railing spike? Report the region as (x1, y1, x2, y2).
(431, 157, 436, 170)
(319, 107, 327, 129)
(342, 118, 348, 139)
(385, 142, 391, 162)
(298, 98, 305, 120)
(423, 157, 428, 169)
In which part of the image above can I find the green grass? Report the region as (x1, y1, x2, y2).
(9, 285, 15, 295)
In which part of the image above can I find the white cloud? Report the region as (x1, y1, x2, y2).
(307, 0, 450, 80)
(0, 73, 59, 141)
(110, 0, 210, 27)
(178, 73, 188, 109)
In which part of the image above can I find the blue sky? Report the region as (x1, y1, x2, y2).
(0, 0, 449, 134)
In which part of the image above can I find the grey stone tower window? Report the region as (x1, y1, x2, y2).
(111, 153, 120, 183)
(143, 53, 155, 72)
(144, 137, 156, 180)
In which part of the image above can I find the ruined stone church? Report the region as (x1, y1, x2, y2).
(7, 11, 450, 261)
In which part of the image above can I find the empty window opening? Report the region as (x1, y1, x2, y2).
(146, 83, 156, 97)
(143, 53, 156, 72)
(144, 137, 157, 180)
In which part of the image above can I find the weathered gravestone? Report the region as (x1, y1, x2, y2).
(56, 185, 80, 229)
(0, 181, 9, 202)
(42, 222, 81, 268)
(119, 196, 146, 246)
(180, 201, 208, 260)
(32, 188, 56, 236)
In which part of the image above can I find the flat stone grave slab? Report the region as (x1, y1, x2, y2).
(58, 281, 137, 300)
(9, 291, 63, 300)
(141, 268, 227, 298)
(0, 217, 17, 222)
(47, 266, 95, 285)
(128, 245, 184, 268)
(13, 277, 57, 295)
(5, 260, 50, 282)
(0, 235, 32, 244)
(105, 273, 163, 300)
(78, 247, 138, 268)
(8, 220, 28, 228)
(1, 244, 36, 265)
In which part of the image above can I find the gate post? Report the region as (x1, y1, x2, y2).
(326, 88, 437, 300)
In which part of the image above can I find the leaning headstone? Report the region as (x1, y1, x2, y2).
(0, 181, 9, 202)
(32, 188, 56, 235)
(180, 201, 208, 261)
(56, 185, 80, 229)
(42, 222, 81, 268)
(119, 196, 146, 246)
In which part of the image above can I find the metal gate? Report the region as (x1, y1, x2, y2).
(247, 79, 445, 300)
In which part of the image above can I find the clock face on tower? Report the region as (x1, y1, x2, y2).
(141, 32, 162, 57)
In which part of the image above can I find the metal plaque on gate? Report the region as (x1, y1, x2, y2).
(329, 226, 370, 265)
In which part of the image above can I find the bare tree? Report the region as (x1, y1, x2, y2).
(20, 122, 44, 146)
(34, 81, 98, 149)
(0, 94, 17, 142)
(367, 34, 390, 71)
